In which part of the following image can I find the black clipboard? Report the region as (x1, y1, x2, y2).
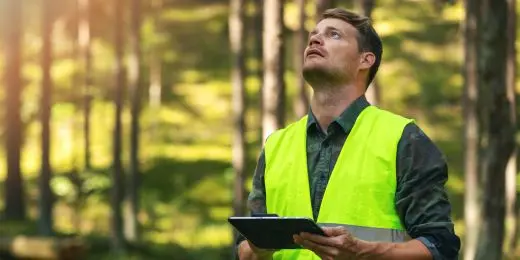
(228, 215, 327, 249)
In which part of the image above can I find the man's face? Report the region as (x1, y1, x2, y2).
(302, 18, 362, 86)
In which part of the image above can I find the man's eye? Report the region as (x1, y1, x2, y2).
(330, 31, 340, 39)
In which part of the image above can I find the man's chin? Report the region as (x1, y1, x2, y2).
(302, 66, 330, 83)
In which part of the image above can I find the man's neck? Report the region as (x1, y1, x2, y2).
(310, 86, 363, 132)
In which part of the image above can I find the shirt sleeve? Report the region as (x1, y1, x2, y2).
(234, 149, 268, 258)
(395, 123, 461, 260)
(247, 149, 268, 215)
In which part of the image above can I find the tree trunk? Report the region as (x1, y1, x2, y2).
(504, 0, 517, 255)
(253, 0, 264, 145)
(39, 0, 54, 236)
(148, 0, 162, 140)
(262, 0, 285, 142)
(125, 0, 141, 243)
(78, 0, 92, 170)
(71, 0, 81, 233)
(149, 57, 161, 109)
(111, 0, 125, 251)
(474, 0, 513, 259)
(365, 79, 380, 105)
(293, 0, 309, 118)
(315, 0, 335, 20)
(3, 0, 26, 221)
(149, 55, 161, 108)
(359, 0, 378, 105)
(360, 0, 375, 17)
(149, 0, 162, 110)
(229, 0, 247, 229)
(462, 0, 480, 258)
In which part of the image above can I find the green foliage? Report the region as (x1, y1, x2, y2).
(0, 0, 520, 258)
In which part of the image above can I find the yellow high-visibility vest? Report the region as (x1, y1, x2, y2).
(264, 106, 413, 260)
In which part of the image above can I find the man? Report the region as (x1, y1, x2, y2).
(236, 8, 460, 260)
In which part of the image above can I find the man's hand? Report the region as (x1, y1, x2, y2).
(293, 226, 362, 260)
(294, 226, 432, 260)
(238, 240, 277, 260)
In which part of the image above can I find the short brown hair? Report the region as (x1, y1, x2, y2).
(319, 8, 382, 88)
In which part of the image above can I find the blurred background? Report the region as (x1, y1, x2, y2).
(0, 0, 518, 259)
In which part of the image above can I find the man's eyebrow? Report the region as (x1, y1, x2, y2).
(309, 26, 344, 35)
(324, 26, 343, 33)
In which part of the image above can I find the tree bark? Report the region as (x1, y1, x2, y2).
(230, 0, 247, 226)
(148, 0, 162, 140)
(149, 0, 162, 110)
(474, 0, 513, 259)
(365, 79, 380, 105)
(149, 57, 161, 109)
(361, 0, 375, 17)
(294, 0, 309, 118)
(39, 0, 54, 237)
(359, 0, 378, 105)
(78, 0, 92, 170)
(504, 0, 517, 255)
(462, 0, 480, 258)
(111, 0, 125, 251)
(253, 0, 264, 144)
(262, 0, 285, 142)
(315, 0, 335, 21)
(149, 55, 161, 108)
(125, 0, 141, 243)
(3, 0, 26, 221)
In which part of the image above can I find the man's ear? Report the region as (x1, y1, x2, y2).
(359, 52, 376, 70)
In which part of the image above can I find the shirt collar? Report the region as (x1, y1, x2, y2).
(307, 95, 371, 134)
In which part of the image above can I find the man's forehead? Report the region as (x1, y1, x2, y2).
(313, 18, 355, 32)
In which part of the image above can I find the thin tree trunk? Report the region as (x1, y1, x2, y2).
(111, 0, 125, 251)
(462, 0, 480, 258)
(148, 0, 162, 140)
(294, 0, 309, 118)
(4, 0, 26, 221)
(78, 0, 92, 170)
(71, 0, 81, 233)
(262, 0, 285, 142)
(253, 0, 264, 145)
(39, 0, 54, 236)
(149, 55, 161, 108)
(365, 79, 380, 105)
(149, 0, 162, 110)
(504, 0, 517, 255)
(229, 0, 247, 226)
(125, 0, 141, 243)
(315, 0, 335, 20)
(359, 0, 378, 105)
(360, 0, 375, 17)
(475, 0, 513, 259)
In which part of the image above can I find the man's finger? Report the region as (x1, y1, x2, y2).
(294, 234, 338, 257)
(300, 232, 341, 247)
(322, 226, 349, 237)
(247, 240, 276, 255)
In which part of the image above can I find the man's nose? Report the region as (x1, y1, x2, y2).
(309, 33, 323, 47)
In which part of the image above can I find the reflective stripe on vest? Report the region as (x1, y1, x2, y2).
(318, 223, 408, 243)
(264, 106, 413, 260)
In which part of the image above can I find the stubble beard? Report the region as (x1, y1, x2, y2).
(302, 62, 350, 91)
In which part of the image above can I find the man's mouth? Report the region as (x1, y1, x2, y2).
(306, 49, 324, 57)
